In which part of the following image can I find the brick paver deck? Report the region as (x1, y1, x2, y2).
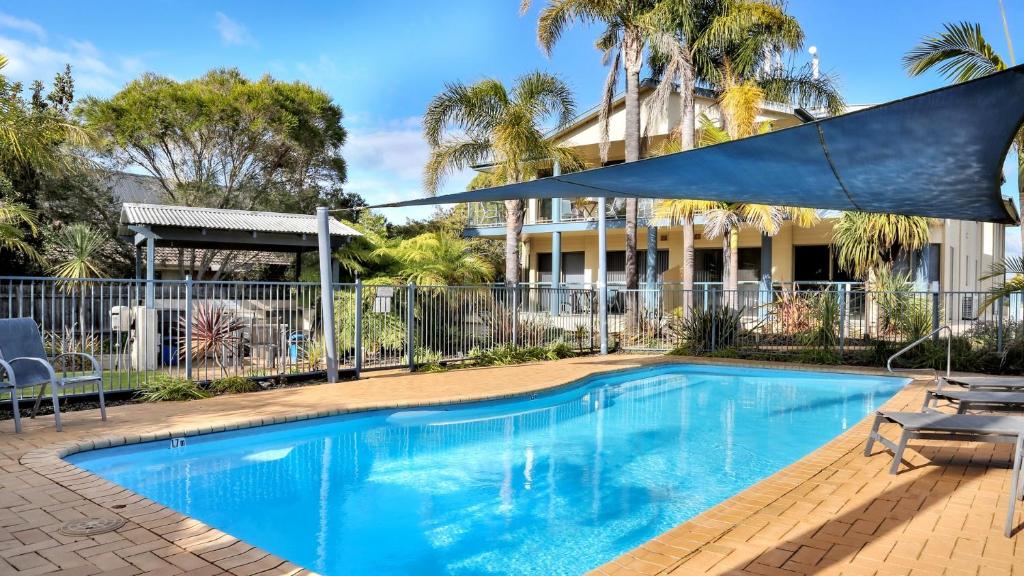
(0, 356, 1019, 575)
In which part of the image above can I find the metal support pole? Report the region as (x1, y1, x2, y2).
(598, 197, 608, 354)
(316, 207, 338, 383)
(931, 292, 941, 342)
(838, 283, 847, 355)
(354, 279, 363, 377)
(406, 282, 416, 371)
(512, 284, 519, 346)
(997, 295, 1005, 354)
(145, 235, 155, 308)
(551, 231, 561, 317)
(184, 275, 193, 381)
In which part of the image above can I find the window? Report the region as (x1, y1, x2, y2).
(694, 248, 761, 282)
(607, 250, 669, 284)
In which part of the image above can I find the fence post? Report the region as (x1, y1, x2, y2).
(406, 281, 416, 372)
(838, 284, 846, 356)
(354, 279, 363, 378)
(710, 288, 717, 353)
(997, 295, 1005, 354)
(512, 284, 519, 347)
(184, 275, 193, 381)
(931, 292, 941, 342)
(590, 286, 596, 352)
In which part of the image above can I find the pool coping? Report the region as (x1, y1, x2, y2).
(17, 356, 928, 575)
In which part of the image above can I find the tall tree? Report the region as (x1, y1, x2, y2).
(78, 69, 348, 213)
(904, 21, 1023, 249)
(0, 54, 104, 274)
(525, 0, 659, 295)
(645, 0, 838, 303)
(831, 212, 932, 283)
(47, 223, 110, 350)
(422, 72, 581, 285)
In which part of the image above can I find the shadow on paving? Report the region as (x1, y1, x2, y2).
(662, 440, 1018, 575)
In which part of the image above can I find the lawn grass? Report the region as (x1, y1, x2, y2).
(0, 370, 159, 402)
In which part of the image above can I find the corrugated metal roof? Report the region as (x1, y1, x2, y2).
(120, 203, 360, 237)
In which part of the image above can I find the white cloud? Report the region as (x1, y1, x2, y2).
(296, 54, 337, 80)
(0, 32, 138, 96)
(214, 12, 255, 47)
(343, 117, 476, 223)
(0, 12, 45, 41)
(345, 119, 430, 181)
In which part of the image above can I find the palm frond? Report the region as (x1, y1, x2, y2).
(423, 138, 493, 194)
(598, 49, 620, 163)
(904, 22, 1006, 82)
(758, 65, 845, 116)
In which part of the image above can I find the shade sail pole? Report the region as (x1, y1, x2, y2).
(598, 197, 608, 354)
(316, 207, 339, 383)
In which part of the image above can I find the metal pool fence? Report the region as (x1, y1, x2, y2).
(616, 285, 1023, 355)
(2, 276, 1021, 403)
(0, 277, 596, 402)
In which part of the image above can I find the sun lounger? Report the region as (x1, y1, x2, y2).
(923, 389, 1024, 414)
(865, 411, 1024, 536)
(0, 318, 106, 432)
(942, 375, 1024, 391)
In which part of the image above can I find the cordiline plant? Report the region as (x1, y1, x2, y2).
(179, 303, 246, 376)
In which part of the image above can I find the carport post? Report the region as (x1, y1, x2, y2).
(316, 207, 339, 383)
(598, 197, 608, 354)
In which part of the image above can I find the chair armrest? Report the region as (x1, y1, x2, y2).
(8, 357, 58, 385)
(0, 358, 16, 389)
(53, 353, 102, 376)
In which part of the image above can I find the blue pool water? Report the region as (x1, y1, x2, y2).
(69, 364, 905, 575)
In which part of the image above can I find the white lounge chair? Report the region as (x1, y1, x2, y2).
(865, 411, 1024, 536)
(0, 318, 106, 432)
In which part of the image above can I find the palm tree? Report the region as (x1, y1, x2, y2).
(0, 199, 40, 260)
(980, 257, 1024, 311)
(524, 0, 659, 295)
(645, 1, 841, 305)
(375, 231, 496, 287)
(703, 202, 818, 298)
(831, 212, 932, 283)
(695, 112, 818, 298)
(422, 72, 581, 285)
(655, 198, 720, 309)
(47, 224, 109, 352)
(904, 21, 1021, 249)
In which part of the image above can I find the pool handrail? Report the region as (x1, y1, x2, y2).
(886, 325, 951, 381)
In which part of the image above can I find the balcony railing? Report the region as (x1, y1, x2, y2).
(467, 198, 655, 228)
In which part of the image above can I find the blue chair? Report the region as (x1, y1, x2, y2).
(0, 318, 106, 432)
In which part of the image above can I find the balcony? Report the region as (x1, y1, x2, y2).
(467, 198, 655, 228)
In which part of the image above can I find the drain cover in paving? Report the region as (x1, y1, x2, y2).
(59, 516, 126, 536)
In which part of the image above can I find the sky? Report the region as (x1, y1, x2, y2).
(0, 0, 1019, 252)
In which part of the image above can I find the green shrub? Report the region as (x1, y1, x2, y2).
(668, 306, 745, 354)
(414, 347, 446, 372)
(468, 342, 575, 367)
(210, 376, 262, 394)
(135, 375, 210, 402)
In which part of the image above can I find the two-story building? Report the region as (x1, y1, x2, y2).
(463, 82, 1008, 305)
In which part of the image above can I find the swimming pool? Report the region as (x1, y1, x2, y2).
(69, 364, 906, 575)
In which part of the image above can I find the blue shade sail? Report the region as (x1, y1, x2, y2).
(373, 65, 1024, 224)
